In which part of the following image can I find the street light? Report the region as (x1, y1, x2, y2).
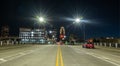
(34, 16, 47, 28)
(74, 17, 86, 43)
(75, 18, 81, 23)
(39, 17, 44, 22)
(36, 16, 46, 23)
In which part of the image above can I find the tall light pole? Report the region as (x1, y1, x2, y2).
(83, 23, 85, 43)
(74, 18, 86, 43)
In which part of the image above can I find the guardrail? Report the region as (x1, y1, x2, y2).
(0, 41, 20, 46)
(0, 40, 50, 46)
(94, 42, 120, 48)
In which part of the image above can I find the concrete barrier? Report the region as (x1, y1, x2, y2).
(96, 43, 98, 46)
(115, 43, 118, 48)
(104, 43, 106, 47)
(7, 40, 9, 45)
(94, 42, 119, 48)
(0, 41, 3, 46)
(100, 43, 102, 46)
(109, 43, 112, 47)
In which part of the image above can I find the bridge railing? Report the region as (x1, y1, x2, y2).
(0, 40, 20, 46)
(0, 40, 50, 46)
(94, 42, 120, 48)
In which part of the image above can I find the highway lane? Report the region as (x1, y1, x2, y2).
(0, 45, 57, 66)
(64, 45, 120, 66)
(0, 45, 46, 58)
(0, 45, 120, 66)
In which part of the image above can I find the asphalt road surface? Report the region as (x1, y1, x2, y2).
(0, 44, 120, 66)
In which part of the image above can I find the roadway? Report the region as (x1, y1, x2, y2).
(0, 44, 120, 66)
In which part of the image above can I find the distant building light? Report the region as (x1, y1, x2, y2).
(106, 37, 114, 39)
(31, 34, 34, 37)
(48, 41, 51, 44)
(31, 32, 34, 34)
(49, 31, 52, 33)
(53, 35, 55, 38)
(64, 35, 66, 38)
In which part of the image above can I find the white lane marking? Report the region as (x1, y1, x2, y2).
(19, 52, 28, 55)
(68, 45, 87, 54)
(69, 46, 120, 66)
(0, 58, 7, 62)
(86, 53, 120, 66)
(0, 45, 50, 64)
(0, 50, 34, 64)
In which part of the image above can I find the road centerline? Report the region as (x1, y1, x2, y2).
(56, 45, 64, 66)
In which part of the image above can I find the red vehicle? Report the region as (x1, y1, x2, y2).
(82, 42, 94, 48)
(57, 41, 64, 45)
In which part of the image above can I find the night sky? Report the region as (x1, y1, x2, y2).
(0, 0, 119, 39)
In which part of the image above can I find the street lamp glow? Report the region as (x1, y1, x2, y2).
(39, 17, 44, 22)
(75, 18, 80, 23)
